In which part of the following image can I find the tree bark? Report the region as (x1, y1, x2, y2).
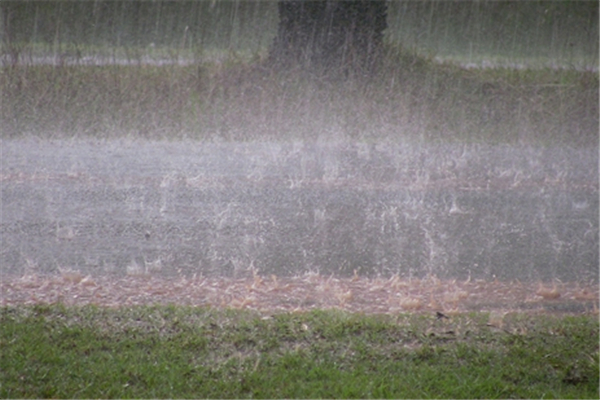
(269, 0, 387, 77)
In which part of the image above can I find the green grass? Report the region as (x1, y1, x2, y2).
(1, 304, 598, 398)
(2, 45, 597, 147)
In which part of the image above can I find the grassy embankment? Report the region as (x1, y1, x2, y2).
(1, 304, 598, 398)
(2, 45, 598, 147)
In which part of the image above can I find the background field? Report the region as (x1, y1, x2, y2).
(2, 1, 598, 69)
(1, 1, 598, 145)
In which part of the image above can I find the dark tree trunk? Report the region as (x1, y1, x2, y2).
(269, 0, 387, 77)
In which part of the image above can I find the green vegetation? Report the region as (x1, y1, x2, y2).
(2, 47, 597, 146)
(387, 1, 598, 69)
(1, 305, 598, 398)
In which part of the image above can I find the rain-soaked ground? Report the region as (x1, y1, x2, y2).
(1, 139, 598, 313)
(2, 272, 598, 316)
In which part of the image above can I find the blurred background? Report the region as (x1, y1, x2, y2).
(1, 0, 597, 69)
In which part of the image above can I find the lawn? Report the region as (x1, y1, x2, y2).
(1, 304, 598, 398)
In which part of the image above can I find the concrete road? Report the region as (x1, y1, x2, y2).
(1, 139, 597, 282)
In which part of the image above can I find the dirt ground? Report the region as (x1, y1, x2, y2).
(2, 272, 597, 318)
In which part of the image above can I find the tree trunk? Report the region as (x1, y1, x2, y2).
(269, 0, 387, 77)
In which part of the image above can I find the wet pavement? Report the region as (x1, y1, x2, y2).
(1, 139, 598, 283)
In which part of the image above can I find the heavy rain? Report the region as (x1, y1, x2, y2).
(2, 2, 599, 398)
(1, 1, 598, 314)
